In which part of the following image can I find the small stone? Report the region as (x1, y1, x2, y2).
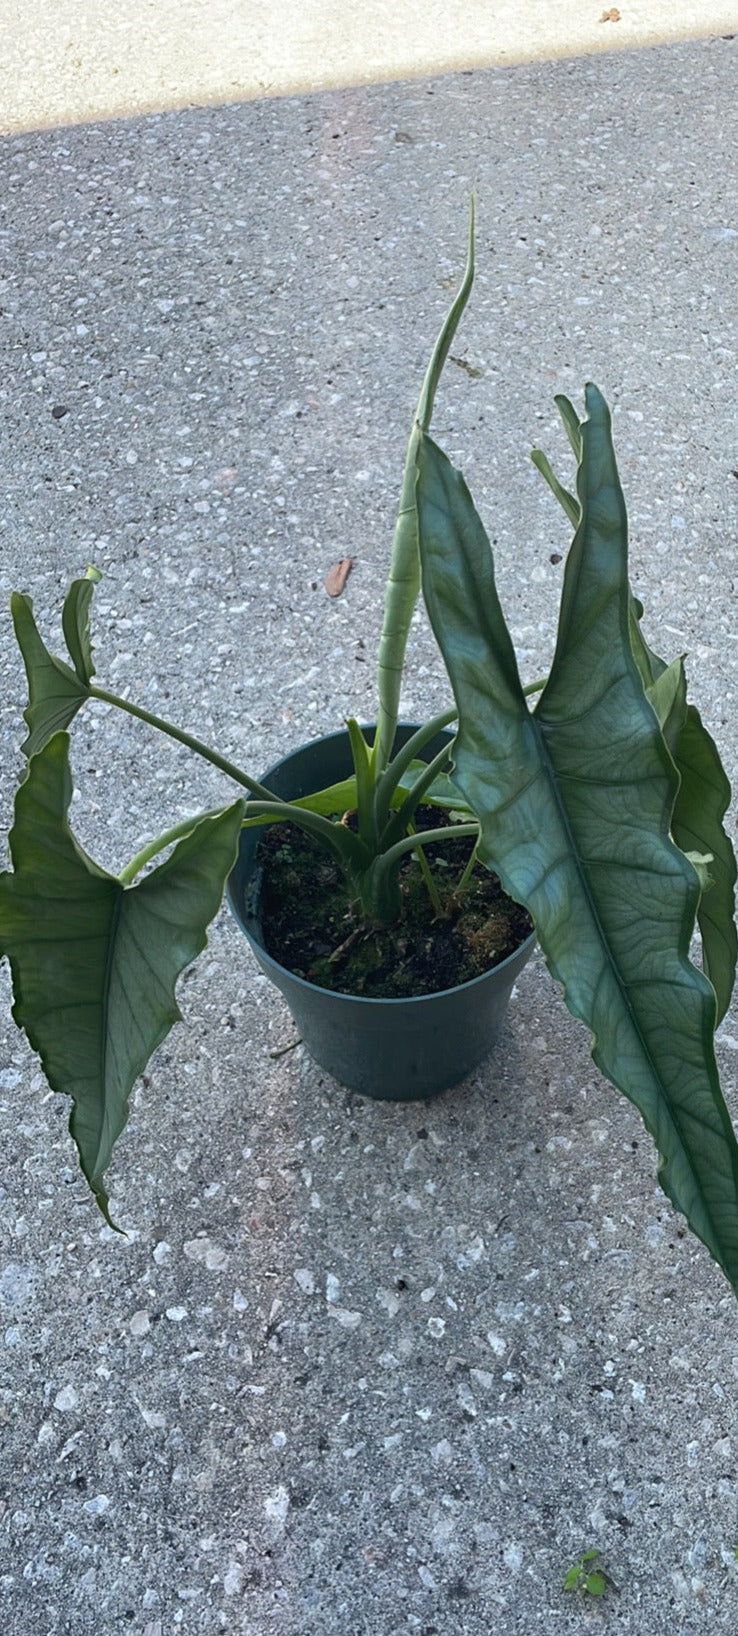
(0, 1263, 35, 1308)
(139, 1406, 166, 1429)
(54, 1385, 79, 1412)
(457, 1382, 477, 1418)
(294, 1268, 315, 1295)
(427, 1317, 446, 1338)
(83, 1493, 110, 1516)
(223, 1562, 244, 1595)
(264, 1485, 289, 1538)
(329, 1306, 362, 1330)
(165, 1306, 188, 1323)
(129, 1310, 150, 1337)
(183, 1237, 228, 1271)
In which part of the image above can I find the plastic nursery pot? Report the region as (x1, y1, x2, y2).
(226, 726, 535, 1102)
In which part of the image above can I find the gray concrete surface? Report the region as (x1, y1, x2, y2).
(2, 32, 738, 1636)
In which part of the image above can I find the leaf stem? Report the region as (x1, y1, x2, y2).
(379, 821, 480, 871)
(373, 706, 457, 828)
(119, 809, 227, 883)
(407, 822, 443, 915)
(89, 684, 277, 799)
(456, 836, 480, 893)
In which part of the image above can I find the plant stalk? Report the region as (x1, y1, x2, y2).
(89, 684, 277, 800)
(374, 202, 476, 776)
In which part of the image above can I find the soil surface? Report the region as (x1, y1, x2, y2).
(254, 810, 533, 998)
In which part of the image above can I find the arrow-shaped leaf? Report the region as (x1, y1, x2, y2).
(535, 420, 737, 1024)
(11, 590, 90, 757)
(0, 733, 245, 1221)
(417, 386, 738, 1294)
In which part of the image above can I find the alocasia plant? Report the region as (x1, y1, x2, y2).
(2, 208, 738, 1299)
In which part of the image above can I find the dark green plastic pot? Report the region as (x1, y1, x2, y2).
(226, 725, 534, 1102)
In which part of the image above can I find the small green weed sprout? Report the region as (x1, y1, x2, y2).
(563, 1548, 612, 1597)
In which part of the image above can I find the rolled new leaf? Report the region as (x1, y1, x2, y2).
(0, 732, 245, 1222)
(374, 201, 476, 774)
(417, 385, 738, 1295)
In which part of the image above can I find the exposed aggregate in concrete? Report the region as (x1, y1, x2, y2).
(1, 35, 738, 1636)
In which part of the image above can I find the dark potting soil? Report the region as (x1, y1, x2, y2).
(254, 809, 533, 999)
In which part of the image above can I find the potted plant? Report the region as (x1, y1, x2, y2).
(2, 210, 738, 1301)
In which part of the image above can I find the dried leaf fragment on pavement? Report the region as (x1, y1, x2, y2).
(323, 557, 353, 597)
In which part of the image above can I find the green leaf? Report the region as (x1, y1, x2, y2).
(554, 393, 583, 460)
(397, 760, 468, 809)
(542, 429, 736, 1025)
(670, 703, 737, 1025)
(584, 1573, 606, 1596)
(61, 565, 101, 685)
(417, 386, 738, 1295)
(11, 591, 90, 757)
(346, 716, 375, 845)
(276, 763, 467, 820)
(630, 618, 737, 1022)
(284, 776, 359, 818)
(0, 733, 245, 1222)
(530, 447, 580, 528)
(645, 654, 687, 760)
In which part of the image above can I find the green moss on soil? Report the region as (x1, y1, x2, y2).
(255, 812, 532, 999)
